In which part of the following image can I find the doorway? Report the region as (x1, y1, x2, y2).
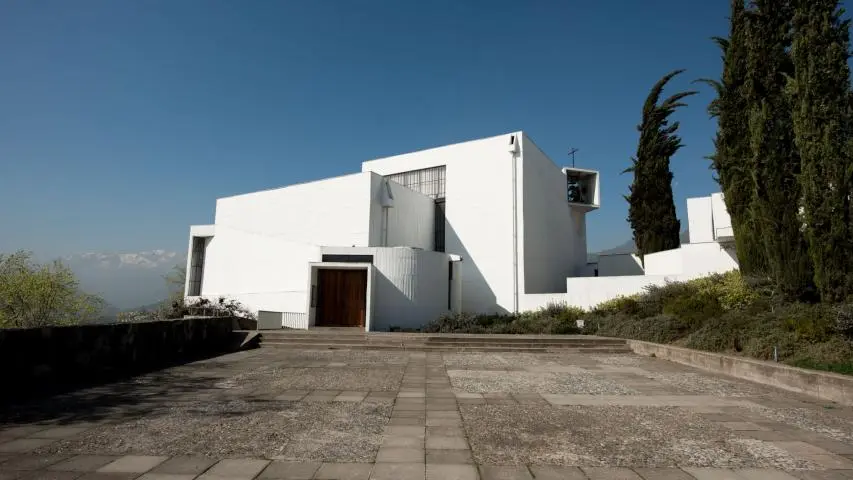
(315, 268, 367, 327)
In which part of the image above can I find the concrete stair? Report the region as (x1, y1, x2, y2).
(249, 330, 631, 353)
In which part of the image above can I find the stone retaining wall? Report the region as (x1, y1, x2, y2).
(627, 339, 853, 406)
(0, 316, 256, 402)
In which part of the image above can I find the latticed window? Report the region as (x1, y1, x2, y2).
(385, 166, 447, 252)
(188, 237, 207, 296)
(386, 165, 446, 199)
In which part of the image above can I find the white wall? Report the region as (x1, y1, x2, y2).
(214, 173, 374, 247)
(680, 243, 738, 277)
(641, 241, 737, 278)
(598, 253, 644, 276)
(562, 275, 680, 310)
(191, 225, 321, 315)
(369, 175, 434, 249)
(519, 134, 584, 293)
(687, 196, 714, 244)
(320, 246, 452, 331)
(187, 173, 381, 319)
(710, 192, 732, 239)
(522, 276, 682, 312)
(643, 248, 683, 275)
(362, 132, 518, 314)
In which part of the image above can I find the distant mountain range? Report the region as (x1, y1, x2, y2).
(63, 250, 185, 310)
(60, 231, 688, 313)
(590, 230, 690, 261)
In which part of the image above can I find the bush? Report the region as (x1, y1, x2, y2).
(787, 336, 853, 374)
(422, 303, 582, 335)
(590, 313, 691, 344)
(589, 296, 640, 316)
(637, 281, 698, 317)
(833, 304, 853, 338)
(692, 271, 760, 311)
(166, 296, 256, 320)
(423, 312, 483, 333)
(780, 303, 834, 342)
(662, 294, 723, 326)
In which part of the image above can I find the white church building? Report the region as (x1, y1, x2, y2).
(184, 131, 737, 330)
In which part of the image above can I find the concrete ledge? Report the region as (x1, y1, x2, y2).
(0, 316, 256, 403)
(626, 339, 853, 406)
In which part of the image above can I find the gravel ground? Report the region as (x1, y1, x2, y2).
(268, 367, 403, 391)
(448, 369, 639, 395)
(264, 350, 413, 367)
(741, 404, 853, 442)
(640, 372, 772, 397)
(460, 404, 816, 469)
(3, 347, 852, 473)
(590, 355, 644, 367)
(33, 399, 390, 462)
(443, 353, 604, 371)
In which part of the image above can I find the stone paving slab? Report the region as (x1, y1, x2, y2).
(1, 348, 852, 479)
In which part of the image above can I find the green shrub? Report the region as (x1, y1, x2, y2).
(683, 310, 751, 352)
(833, 304, 853, 338)
(590, 296, 640, 316)
(786, 336, 853, 374)
(662, 294, 723, 326)
(780, 303, 834, 342)
(538, 302, 584, 323)
(422, 306, 581, 335)
(427, 271, 853, 375)
(423, 312, 483, 333)
(592, 313, 689, 344)
(637, 281, 698, 317)
(692, 271, 760, 311)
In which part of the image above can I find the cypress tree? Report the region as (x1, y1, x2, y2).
(745, 0, 813, 297)
(701, 0, 768, 274)
(790, 0, 853, 301)
(626, 70, 697, 257)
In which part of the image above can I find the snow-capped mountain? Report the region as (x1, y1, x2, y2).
(63, 250, 186, 309)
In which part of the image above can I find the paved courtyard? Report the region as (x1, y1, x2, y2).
(1, 348, 853, 479)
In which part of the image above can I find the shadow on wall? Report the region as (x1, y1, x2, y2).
(722, 243, 738, 263)
(444, 221, 504, 316)
(372, 270, 418, 331)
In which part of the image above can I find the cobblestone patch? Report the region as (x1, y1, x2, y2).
(590, 355, 644, 367)
(33, 400, 390, 462)
(460, 404, 805, 469)
(267, 350, 413, 367)
(447, 370, 638, 395)
(741, 404, 853, 443)
(640, 372, 772, 397)
(728, 438, 821, 470)
(269, 367, 403, 392)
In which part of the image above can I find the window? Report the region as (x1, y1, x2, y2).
(386, 165, 446, 199)
(321, 254, 373, 263)
(386, 166, 447, 252)
(188, 237, 207, 296)
(434, 199, 446, 252)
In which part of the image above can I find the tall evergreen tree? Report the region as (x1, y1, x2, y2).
(626, 70, 697, 257)
(790, 0, 853, 301)
(745, 0, 813, 297)
(701, 0, 768, 274)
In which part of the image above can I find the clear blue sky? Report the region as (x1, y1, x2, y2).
(0, 0, 733, 257)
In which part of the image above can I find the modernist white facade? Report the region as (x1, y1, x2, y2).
(561, 192, 739, 310)
(185, 132, 600, 330)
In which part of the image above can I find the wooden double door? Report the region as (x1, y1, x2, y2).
(315, 268, 367, 328)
